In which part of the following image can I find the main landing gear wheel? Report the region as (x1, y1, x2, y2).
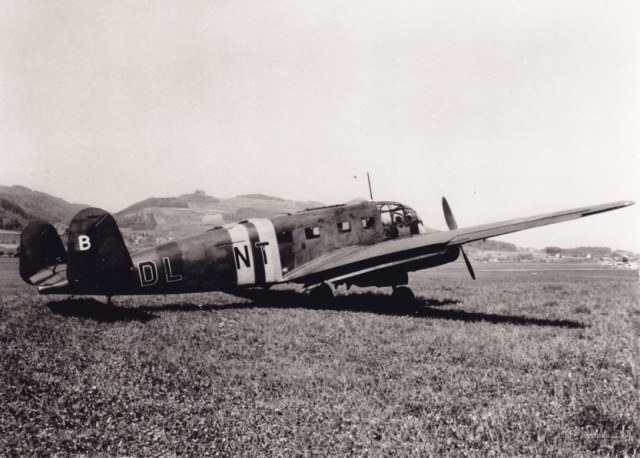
(308, 283, 334, 307)
(391, 286, 416, 312)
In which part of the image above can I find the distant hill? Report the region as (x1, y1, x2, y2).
(467, 239, 517, 252)
(116, 197, 190, 217)
(236, 193, 285, 201)
(0, 185, 88, 230)
(114, 190, 324, 240)
(544, 246, 612, 258)
(115, 190, 220, 217)
(0, 185, 325, 240)
(0, 198, 34, 230)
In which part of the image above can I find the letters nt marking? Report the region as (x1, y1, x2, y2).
(234, 242, 270, 270)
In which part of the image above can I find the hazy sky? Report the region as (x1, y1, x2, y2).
(1, 0, 638, 251)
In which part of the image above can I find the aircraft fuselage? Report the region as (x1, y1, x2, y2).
(118, 201, 453, 295)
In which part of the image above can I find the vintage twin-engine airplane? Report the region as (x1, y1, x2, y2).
(19, 197, 633, 303)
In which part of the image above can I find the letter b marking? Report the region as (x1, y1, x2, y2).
(78, 235, 91, 251)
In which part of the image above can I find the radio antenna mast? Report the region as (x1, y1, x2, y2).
(367, 172, 373, 200)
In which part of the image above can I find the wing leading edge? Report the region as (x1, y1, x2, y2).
(282, 200, 634, 285)
(447, 200, 634, 245)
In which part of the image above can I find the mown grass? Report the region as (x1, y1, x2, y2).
(1, 258, 638, 456)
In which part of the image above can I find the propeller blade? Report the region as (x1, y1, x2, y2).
(442, 197, 475, 279)
(442, 197, 458, 230)
(460, 246, 476, 280)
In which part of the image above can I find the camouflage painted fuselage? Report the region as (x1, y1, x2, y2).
(22, 200, 460, 296)
(127, 201, 383, 294)
(115, 200, 456, 294)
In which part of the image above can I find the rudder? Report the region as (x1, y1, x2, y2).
(67, 208, 134, 295)
(19, 222, 68, 286)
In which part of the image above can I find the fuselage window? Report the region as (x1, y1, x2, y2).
(277, 230, 293, 243)
(361, 217, 375, 229)
(305, 226, 321, 239)
(337, 221, 351, 233)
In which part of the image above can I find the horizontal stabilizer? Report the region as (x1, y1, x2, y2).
(28, 265, 68, 288)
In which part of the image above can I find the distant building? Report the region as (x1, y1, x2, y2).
(0, 229, 20, 245)
(0, 229, 20, 255)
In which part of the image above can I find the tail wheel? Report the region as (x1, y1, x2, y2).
(308, 283, 334, 306)
(391, 286, 416, 306)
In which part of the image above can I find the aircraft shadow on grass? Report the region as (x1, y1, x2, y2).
(218, 289, 586, 329)
(46, 290, 585, 329)
(47, 298, 156, 323)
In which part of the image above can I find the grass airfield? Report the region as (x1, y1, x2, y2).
(1, 257, 638, 456)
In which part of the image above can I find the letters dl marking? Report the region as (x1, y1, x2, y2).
(138, 257, 183, 287)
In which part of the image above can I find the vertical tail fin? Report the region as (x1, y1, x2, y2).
(66, 208, 134, 295)
(19, 222, 68, 286)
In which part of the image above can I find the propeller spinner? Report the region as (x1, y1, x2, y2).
(442, 197, 476, 280)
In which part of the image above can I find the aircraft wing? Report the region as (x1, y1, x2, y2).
(281, 200, 634, 285)
(446, 200, 633, 245)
